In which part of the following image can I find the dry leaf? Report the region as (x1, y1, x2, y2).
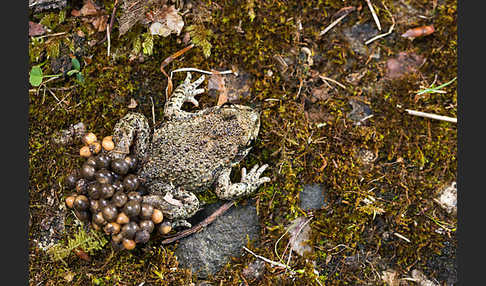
(287, 217, 312, 256)
(92, 15, 108, 32)
(29, 21, 46, 37)
(80, 0, 99, 16)
(208, 71, 228, 105)
(381, 269, 399, 286)
(149, 5, 184, 36)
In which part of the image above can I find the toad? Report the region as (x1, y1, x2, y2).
(109, 73, 270, 228)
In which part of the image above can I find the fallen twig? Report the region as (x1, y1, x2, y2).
(365, 0, 382, 31)
(405, 109, 457, 123)
(160, 44, 195, 97)
(31, 32, 67, 39)
(160, 201, 234, 244)
(96, 0, 118, 46)
(365, 3, 395, 45)
(106, 24, 111, 58)
(243, 246, 296, 275)
(319, 10, 352, 37)
(393, 232, 411, 243)
(319, 75, 347, 89)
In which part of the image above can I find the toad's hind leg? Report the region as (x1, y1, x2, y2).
(110, 112, 151, 163)
(164, 72, 205, 119)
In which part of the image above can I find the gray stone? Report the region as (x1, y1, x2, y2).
(175, 201, 260, 278)
(299, 184, 328, 211)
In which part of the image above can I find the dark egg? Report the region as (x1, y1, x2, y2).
(127, 191, 142, 203)
(124, 156, 138, 171)
(89, 199, 100, 213)
(65, 172, 78, 189)
(123, 200, 141, 217)
(85, 156, 97, 167)
(93, 211, 107, 226)
(75, 179, 88, 194)
(121, 222, 139, 239)
(87, 183, 102, 200)
(134, 230, 150, 244)
(100, 183, 115, 199)
(99, 198, 110, 209)
(74, 209, 90, 222)
(80, 163, 96, 180)
(111, 233, 123, 244)
(73, 195, 89, 211)
(95, 169, 113, 184)
(112, 180, 124, 192)
(111, 159, 129, 175)
(102, 204, 118, 222)
(139, 220, 154, 233)
(123, 174, 140, 192)
(95, 154, 111, 169)
(140, 203, 154, 220)
(104, 222, 121, 235)
(112, 191, 128, 208)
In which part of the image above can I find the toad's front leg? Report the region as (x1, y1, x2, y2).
(215, 164, 270, 200)
(164, 72, 205, 119)
(110, 112, 151, 163)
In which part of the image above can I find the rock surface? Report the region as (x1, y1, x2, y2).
(299, 184, 328, 211)
(175, 201, 260, 278)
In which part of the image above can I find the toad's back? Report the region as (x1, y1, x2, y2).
(138, 106, 251, 192)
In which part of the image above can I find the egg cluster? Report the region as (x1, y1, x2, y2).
(64, 133, 172, 250)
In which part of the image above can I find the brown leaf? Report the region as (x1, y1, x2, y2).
(73, 248, 91, 262)
(80, 0, 99, 16)
(149, 5, 184, 36)
(29, 21, 46, 37)
(92, 15, 108, 32)
(209, 71, 228, 106)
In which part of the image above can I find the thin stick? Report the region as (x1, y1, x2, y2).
(365, 3, 395, 45)
(366, 0, 382, 31)
(160, 201, 234, 244)
(106, 24, 111, 58)
(170, 68, 235, 76)
(319, 13, 348, 37)
(243, 246, 295, 274)
(393, 232, 411, 243)
(31, 32, 67, 39)
(404, 109, 457, 123)
(319, 75, 347, 89)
